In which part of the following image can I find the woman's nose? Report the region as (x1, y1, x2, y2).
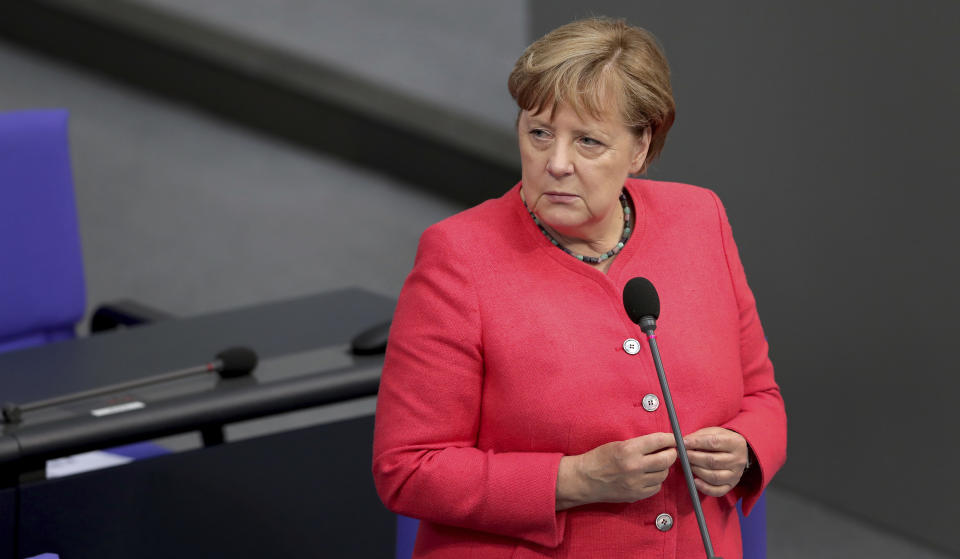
(546, 144, 574, 178)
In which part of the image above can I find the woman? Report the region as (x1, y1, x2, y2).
(373, 17, 786, 558)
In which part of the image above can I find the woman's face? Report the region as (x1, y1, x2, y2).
(518, 101, 649, 243)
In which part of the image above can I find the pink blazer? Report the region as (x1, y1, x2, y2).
(373, 179, 787, 558)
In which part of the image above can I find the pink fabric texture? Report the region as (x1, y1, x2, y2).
(373, 179, 787, 558)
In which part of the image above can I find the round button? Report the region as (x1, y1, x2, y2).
(656, 513, 673, 532)
(642, 394, 660, 412)
(623, 338, 641, 355)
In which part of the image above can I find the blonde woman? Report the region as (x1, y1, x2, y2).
(373, 17, 786, 558)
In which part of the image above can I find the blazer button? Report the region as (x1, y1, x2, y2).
(642, 394, 660, 412)
(623, 338, 641, 355)
(656, 513, 674, 532)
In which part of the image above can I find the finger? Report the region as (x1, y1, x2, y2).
(690, 465, 737, 486)
(681, 427, 712, 449)
(641, 447, 678, 473)
(684, 431, 730, 452)
(686, 428, 747, 454)
(693, 477, 733, 497)
(685, 449, 736, 470)
(630, 432, 677, 454)
(638, 468, 670, 488)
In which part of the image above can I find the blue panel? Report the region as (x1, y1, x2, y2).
(396, 515, 419, 559)
(738, 493, 767, 559)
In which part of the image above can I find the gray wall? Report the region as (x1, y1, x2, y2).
(532, 0, 960, 553)
(0, 40, 461, 319)
(0, 0, 528, 321)
(132, 0, 527, 130)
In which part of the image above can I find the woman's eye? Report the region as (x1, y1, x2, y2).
(580, 136, 603, 147)
(530, 128, 551, 140)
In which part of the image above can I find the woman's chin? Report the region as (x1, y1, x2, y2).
(538, 211, 589, 236)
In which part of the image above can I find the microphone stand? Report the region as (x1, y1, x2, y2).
(640, 316, 722, 559)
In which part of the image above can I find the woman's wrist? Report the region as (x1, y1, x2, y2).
(556, 455, 588, 511)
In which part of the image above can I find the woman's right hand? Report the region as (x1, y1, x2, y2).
(556, 432, 678, 510)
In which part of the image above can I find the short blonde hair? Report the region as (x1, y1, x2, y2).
(508, 17, 675, 172)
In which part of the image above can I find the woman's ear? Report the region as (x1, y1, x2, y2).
(630, 127, 652, 175)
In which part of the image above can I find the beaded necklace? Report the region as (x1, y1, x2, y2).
(521, 191, 632, 264)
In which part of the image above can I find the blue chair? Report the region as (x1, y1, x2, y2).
(0, 109, 86, 353)
(0, 108, 170, 348)
(395, 493, 767, 558)
(0, 108, 170, 469)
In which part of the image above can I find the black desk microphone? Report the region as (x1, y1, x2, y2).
(2, 346, 258, 424)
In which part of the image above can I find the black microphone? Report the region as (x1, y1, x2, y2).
(215, 346, 259, 378)
(623, 278, 722, 559)
(2, 346, 258, 424)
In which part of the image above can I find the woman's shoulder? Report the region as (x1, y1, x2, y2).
(627, 177, 720, 208)
(419, 184, 523, 249)
(627, 177, 727, 224)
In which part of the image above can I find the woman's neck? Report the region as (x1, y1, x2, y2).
(540, 209, 625, 258)
(519, 188, 634, 272)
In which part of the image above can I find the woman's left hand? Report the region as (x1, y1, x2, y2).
(683, 427, 749, 497)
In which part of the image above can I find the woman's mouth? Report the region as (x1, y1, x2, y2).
(544, 192, 579, 204)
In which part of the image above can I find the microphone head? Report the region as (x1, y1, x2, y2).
(623, 277, 660, 324)
(215, 346, 258, 378)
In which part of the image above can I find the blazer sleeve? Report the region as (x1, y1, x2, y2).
(372, 224, 567, 548)
(710, 191, 788, 515)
